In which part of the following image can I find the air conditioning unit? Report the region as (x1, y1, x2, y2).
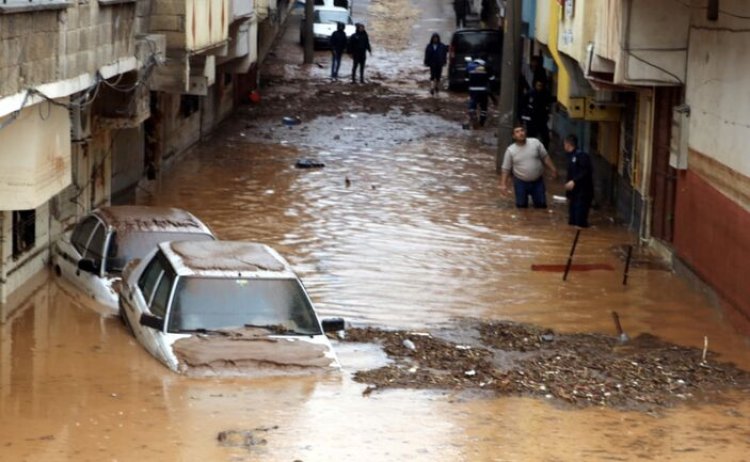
(70, 104, 91, 143)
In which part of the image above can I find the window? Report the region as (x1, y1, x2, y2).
(138, 253, 167, 304)
(71, 217, 99, 255)
(12, 210, 36, 259)
(85, 223, 107, 263)
(167, 277, 321, 335)
(179, 95, 200, 118)
(150, 272, 175, 318)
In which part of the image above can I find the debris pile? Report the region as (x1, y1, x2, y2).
(343, 321, 750, 411)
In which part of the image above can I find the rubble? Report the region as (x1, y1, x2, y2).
(342, 321, 750, 411)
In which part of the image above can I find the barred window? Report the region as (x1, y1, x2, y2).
(12, 210, 36, 259)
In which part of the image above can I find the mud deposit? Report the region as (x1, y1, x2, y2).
(343, 321, 750, 411)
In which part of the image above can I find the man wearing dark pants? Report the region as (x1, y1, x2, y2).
(563, 134, 594, 227)
(500, 125, 558, 208)
(329, 22, 348, 80)
(348, 23, 371, 83)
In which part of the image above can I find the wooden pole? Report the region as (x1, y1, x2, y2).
(562, 229, 581, 281)
(622, 244, 633, 285)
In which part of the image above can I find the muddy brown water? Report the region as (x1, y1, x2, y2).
(3, 5, 750, 462)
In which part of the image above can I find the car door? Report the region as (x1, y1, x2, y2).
(57, 216, 102, 295)
(133, 254, 177, 366)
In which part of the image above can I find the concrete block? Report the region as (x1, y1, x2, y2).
(151, 15, 183, 32)
(32, 11, 59, 33)
(65, 30, 80, 54)
(78, 4, 93, 28)
(153, 0, 186, 17)
(65, 6, 80, 30)
(1, 38, 22, 67)
(79, 26, 95, 51)
(163, 31, 186, 49)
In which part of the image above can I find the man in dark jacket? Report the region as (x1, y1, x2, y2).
(563, 134, 594, 228)
(424, 33, 448, 95)
(329, 22, 348, 80)
(453, 0, 468, 28)
(348, 23, 372, 83)
(521, 79, 553, 148)
(466, 57, 495, 127)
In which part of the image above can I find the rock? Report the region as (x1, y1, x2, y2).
(402, 339, 416, 351)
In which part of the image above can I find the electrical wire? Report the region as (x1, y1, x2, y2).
(0, 46, 161, 131)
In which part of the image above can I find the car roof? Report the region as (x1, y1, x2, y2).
(94, 206, 213, 235)
(314, 5, 350, 13)
(159, 240, 297, 278)
(452, 28, 502, 35)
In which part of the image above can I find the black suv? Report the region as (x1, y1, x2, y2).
(447, 29, 503, 91)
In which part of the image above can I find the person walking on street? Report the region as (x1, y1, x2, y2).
(453, 0, 468, 28)
(500, 125, 559, 208)
(521, 79, 553, 149)
(466, 57, 496, 128)
(424, 33, 448, 96)
(348, 23, 372, 83)
(329, 22, 348, 80)
(563, 134, 594, 228)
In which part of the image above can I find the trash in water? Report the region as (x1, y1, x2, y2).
(552, 195, 567, 203)
(282, 116, 301, 126)
(295, 159, 325, 169)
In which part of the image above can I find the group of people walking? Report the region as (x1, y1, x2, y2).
(329, 22, 371, 82)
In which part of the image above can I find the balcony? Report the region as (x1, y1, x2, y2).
(149, 0, 230, 94)
(592, 0, 689, 86)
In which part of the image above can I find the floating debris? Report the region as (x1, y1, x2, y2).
(295, 159, 325, 169)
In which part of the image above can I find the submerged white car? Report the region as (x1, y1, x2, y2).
(118, 240, 343, 376)
(53, 206, 215, 312)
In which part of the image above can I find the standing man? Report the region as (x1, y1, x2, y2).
(500, 125, 558, 208)
(424, 33, 448, 96)
(453, 0, 468, 28)
(466, 58, 495, 128)
(329, 22, 348, 80)
(348, 23, 372, 84)
(520, 79, 553, 149)
(563, 134, 594, 228)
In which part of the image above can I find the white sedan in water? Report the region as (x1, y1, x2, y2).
(53, 206, 215, 313)
(118, 240, 343, 376)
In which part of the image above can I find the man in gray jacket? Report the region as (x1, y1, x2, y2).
(500, 125, 558, 208)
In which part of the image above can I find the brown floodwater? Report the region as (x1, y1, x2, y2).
(2, 122, 748, 460)
(2, 4, 750, 462)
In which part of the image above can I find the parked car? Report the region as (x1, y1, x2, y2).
(297, 0, 352, 13)
(299, 6, 356, 49)
(447, 29, 503, 91)
(118, 240, 344, 375)
(53, 206, 215, 312)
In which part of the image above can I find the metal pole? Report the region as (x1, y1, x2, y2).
(562, 229, 581, 281)
(303, 0, 315, 64)
(496, 0, 522, 172)
(622, 244, 633, 285)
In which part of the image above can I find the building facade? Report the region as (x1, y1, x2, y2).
(529, 0, 750, 324)
(0, 0, 287, 310)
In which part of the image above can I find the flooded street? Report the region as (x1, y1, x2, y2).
(2, 0, 750, 461)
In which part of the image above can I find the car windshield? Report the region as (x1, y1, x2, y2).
(107, 232, 214, 273)
(315, 10, 350, 24)
(452, 32, 502, 54)
(167, 277, 322, 336)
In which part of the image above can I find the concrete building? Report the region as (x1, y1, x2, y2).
(531, 0, 750, 324)
(0, 0, 290, 310)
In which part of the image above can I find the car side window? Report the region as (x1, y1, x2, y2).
(84, 223, 107, 263)
(150, 272, 175, 319)
(71, 217, 99, 255)
(138, 254, 166, 304)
